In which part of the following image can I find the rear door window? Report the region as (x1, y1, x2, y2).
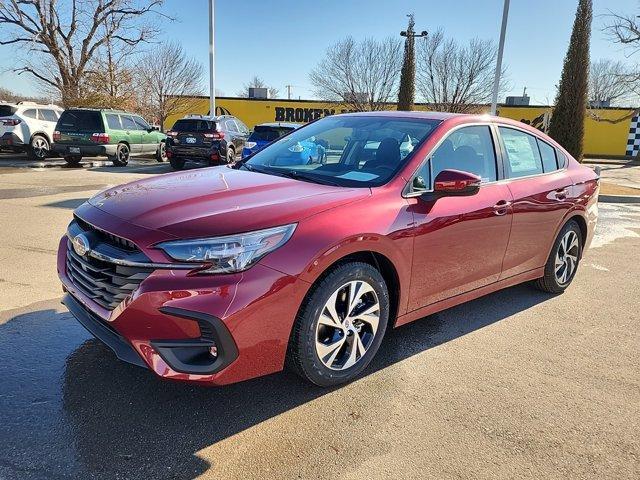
(57, 110, 104, 132)
(431, 125, 498, 183)
(40, 109, 58, 122)
(225, 119, 238, 132)
(498, 127, 543, 178)
(105, 113, 122, 130)
(537, 139, 558, 173)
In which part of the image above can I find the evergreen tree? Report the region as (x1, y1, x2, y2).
(398, 15, 417, 111)
(548, 0, 592, 161)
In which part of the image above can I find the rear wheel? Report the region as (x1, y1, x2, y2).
(535, 220, 582, 293)
(287, 262, 389, 386)
(28, 134, 49, 160)
(64, 155, 82, 167)
(156, 141, 166, 162)
(110, 143, 129, 167)
(169, 156, 186, 170)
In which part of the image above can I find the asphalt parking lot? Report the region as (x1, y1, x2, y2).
(0, 155, 638, 479)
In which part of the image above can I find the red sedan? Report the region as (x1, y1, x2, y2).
(57, 111, 599, 386)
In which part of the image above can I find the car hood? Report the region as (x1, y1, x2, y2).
(88, 167, 369, 238)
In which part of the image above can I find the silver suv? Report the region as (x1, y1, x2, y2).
(0, 101, 64, 160)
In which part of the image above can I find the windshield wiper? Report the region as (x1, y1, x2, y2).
(274, 169, 342, 186)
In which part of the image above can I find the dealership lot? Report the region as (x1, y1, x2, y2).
(0, 159, 638, 479)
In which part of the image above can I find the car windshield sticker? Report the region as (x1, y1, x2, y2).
(336, 171, 379, 181)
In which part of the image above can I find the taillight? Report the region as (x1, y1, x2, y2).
(53, 131, 61, 141)
(2, 118, 21, 126)
(90, 132, 110, 144)
(166, 130, 178, 137)
(204, 131, 224, 139)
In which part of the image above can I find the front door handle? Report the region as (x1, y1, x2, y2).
(493, 199, 511, 216)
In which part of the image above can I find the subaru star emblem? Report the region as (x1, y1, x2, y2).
(71, 234, 90, 257)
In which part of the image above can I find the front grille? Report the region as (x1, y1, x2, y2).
(66, 240, 153, 310)
(74, 215, 138, 251)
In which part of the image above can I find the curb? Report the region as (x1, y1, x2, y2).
(598, 194, 640, 204)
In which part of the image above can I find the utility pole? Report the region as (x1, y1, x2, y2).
(208, 0, 216, 116)
(398, 14, 427, 111)
(285, 84, 293, 100)
(490, 0, 510, 116)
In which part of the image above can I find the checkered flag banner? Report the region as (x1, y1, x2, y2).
(626, 114, 640, 157)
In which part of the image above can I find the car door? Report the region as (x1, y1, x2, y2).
(223, 118, 241, 152)
(133, 115, 156, 153)
(120, 115, 141, 153)
(407, 124, 514, 311)
(233, 118, 250, 149)
(496, 126, 573, 279)
(38, 109, 59, 138)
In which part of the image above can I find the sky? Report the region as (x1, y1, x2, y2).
(0, 0, 638, 105)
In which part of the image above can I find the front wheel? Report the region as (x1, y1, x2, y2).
(156, 141, 166, 162)
(535, 220, 582, 293)
(110, 143, 130, 167)
(287, 262, 389, 387)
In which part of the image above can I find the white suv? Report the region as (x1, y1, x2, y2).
(0, 101, 64, 160)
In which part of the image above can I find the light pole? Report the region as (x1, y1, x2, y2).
(490, 0, 510, 116)
(208, 0, 216, 116)
(398, 14, 427, 111)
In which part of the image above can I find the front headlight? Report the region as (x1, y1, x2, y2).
(245, 141, 257, 149)
(156, 224, 296, 274)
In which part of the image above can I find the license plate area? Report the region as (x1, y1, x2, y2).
(185, 137, 197, 144)
(69, 147, 81, 154)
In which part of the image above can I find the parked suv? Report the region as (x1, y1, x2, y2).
(165, 114, 249, 170)
(52, 108, 167, 167)
(0, 101, 63, 160)
(58, 112, 598, 387)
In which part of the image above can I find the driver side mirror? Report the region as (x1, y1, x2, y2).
(432, 169, 481, 197)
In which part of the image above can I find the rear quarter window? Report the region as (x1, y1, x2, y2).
(537, 139, 558, 172)
(57, 110, 104, 132)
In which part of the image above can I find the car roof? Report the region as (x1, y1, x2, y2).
(255, 122, 300, 129)
(335, 110, 463, 121)
(65, 107, 132, 114)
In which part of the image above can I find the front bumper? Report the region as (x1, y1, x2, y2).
(52, 143, 117, 157)
(57, 215, 309, 385)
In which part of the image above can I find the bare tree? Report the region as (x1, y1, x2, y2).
(416, 29, 504, 113)
(310, 36, 403, 111)
(603, 5, 640, 52)
(0, 0, 167, 106)
(136, 41, 204, 129)
(236, 76, 279, 99)
(589, 59, 635, 107)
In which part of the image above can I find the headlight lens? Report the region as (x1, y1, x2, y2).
(245, 141, 257, 149)
(156, 224, 296, 274)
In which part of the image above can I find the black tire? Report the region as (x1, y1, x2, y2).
(28, 134, 49, 161)
(287, 262, 389, 387)
(535, 220, 583, 294)
(169, 156, 186, 170)
(64, 155, 82, 166)
(156, 141, 167, 162)
(110, 143, 130, 167)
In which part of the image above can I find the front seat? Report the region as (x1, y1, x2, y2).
(366, 137, 401, 170)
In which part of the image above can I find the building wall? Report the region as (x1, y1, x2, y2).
(164, 97, 637, 158)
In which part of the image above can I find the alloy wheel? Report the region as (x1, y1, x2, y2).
(555, 230, 579, 285)
(118, 145, 129, 162)
(32, 137, 48, 159)
(315, 280, 380, 370)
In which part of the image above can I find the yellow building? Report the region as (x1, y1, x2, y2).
(165, 97, 637, 158)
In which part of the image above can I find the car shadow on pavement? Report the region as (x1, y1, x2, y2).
(0, 283, 553, 479)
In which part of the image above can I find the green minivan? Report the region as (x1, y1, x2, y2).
(52, 108, 167, 166)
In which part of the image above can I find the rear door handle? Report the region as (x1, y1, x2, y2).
(555, 188, 568, 200)
(493, 199, 511, 216)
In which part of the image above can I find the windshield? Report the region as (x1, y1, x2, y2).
(242, 116, 440, 187)
(249, 126, 296, 142)
(172, 119, 216, 132)
(57, 110, 103, 132)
